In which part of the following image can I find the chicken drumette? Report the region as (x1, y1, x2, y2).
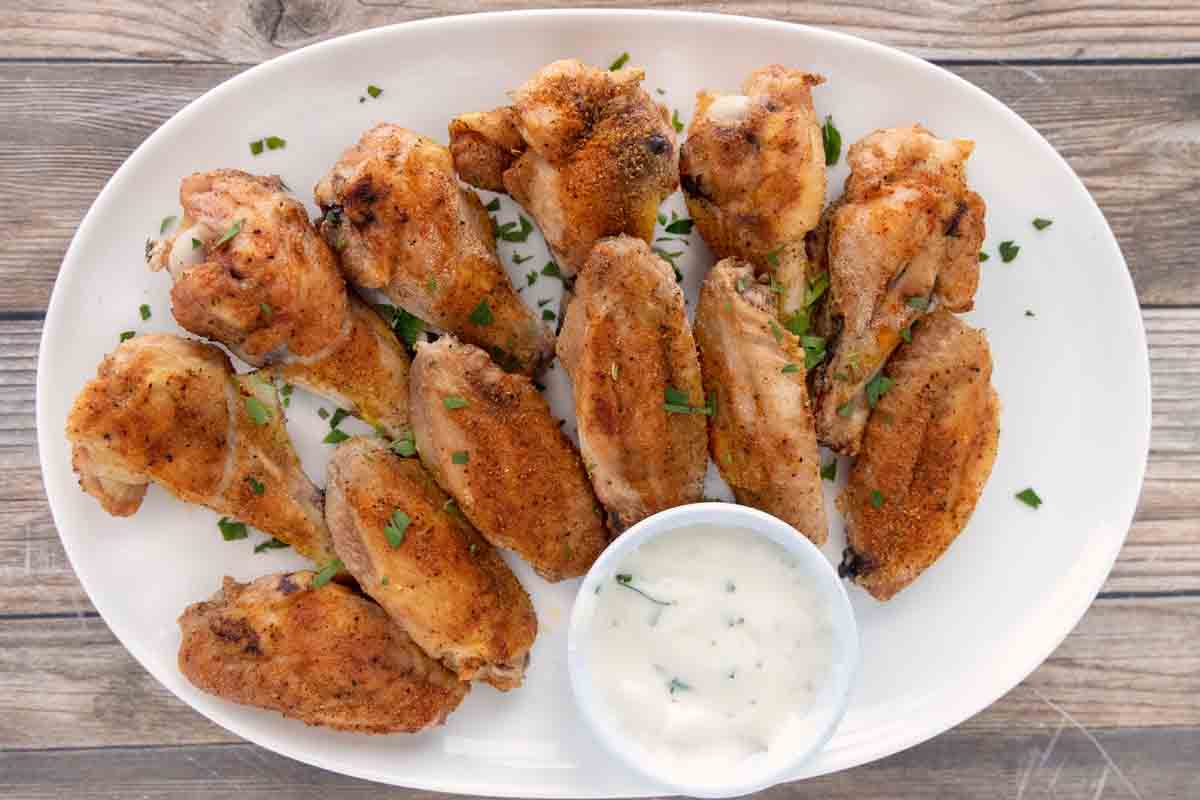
(557, 236, 708, 531)
(326, 437, 537, 690)
(694, 259, 829, 544)
(838, 311, 1000, 601)
(147, 169, 411, 437)
(66, 334, 336, 564)
(811, 125, 986, 455)
(449, 59, 679, 276)
(315, 124, 553, 375)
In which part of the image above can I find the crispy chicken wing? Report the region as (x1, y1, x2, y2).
(178, 572, 468, 733)
(147, 169, 411, 437)
(811, 125, 986, 455)
(449, 59, 679, 275)
(314, 124, 552, 375)
(65, 334, 336, 564)
(410, 337, 608, 581)
(557, 236, 707, 531)
(838, 311, 999, 601)
(694, 259, 828, 544)
(326, 437, 537, 690)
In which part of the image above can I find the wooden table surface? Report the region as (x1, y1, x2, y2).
(2, 2, 1198, 798)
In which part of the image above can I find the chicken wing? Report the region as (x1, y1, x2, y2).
(147, 169, 411, 437)
(811, 125, 986, 455)
(178, 572, 468, 733)
(66, 334, 336, 564)
(557, 236, 707, 531)
(314, 124, 553, 375)
(694, 259, 828, 544)
(410, 336, 608, 581)
(449, 59, 679, 276)
(326, 437, 537, 690)
(838, 311, 999, 601)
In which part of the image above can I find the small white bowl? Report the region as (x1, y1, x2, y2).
(566, 502, 860, 798)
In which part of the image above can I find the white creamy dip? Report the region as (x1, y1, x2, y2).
(586, 524, 835, 781)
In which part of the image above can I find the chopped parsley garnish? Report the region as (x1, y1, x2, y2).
(258, 302, 273, 321)
(979, 250, 990, 262)
(451, 450, 470, 465)
(253, 537, 289, 553)
(663, 386, 714, 416)
(138, 303, 151, 321)
(609, 52, 630, 71)
(468, 299, 494, 326)
(329, 408, 349, 429)
(865, 374, 895, 408)
(1025, 309, 1036, 317)
(802, 335, 826, 369)
(160, 215, 177, 234)
(542, 308, 556, 322)
(664, 217, 694, 235)
(526, 270, 539, 287)
(998, 240, 1020, 263)
(906, 296, 930, 311)
(381, 575, 390, 585)
(837, 400, 854, 418)
(822, 115, 842, 166)
(312, 558, 343, 588)
(191, 238, 201, 249)
(1016, 487, 1043, 509)
(820, 460, 838, 481)
(781, 363, 800, 374)
(653, 247, 684, 281)
(244, 396, 271, 425)
(668, 677, 691, 695)
(496, 215, 534, 242)
(215, 218, 243, 247)
(765, 248, 782, 267)
(366, 84, 383, 99)
(323, 428, 350, 444)
(119, 330, 136, 342)
(900, 325, 913, 343)
(390, 430, 417, 457)
(783, 309, 809, 337)
(1032, 217, 1053, 231)
(484, 197, 501, 212)
(615, 573, 672, 605)
(735, 276, 748, 292)
(769, 318, 785, 343)
(443, 395, 468, 410)
(805, 272, 830, 307)
(317, 407, 330, 420)
(657, 212, 667, 226)
(246, 476, 265, 495)
(427, 277, 438, 293)
(218, 517, 248, 541)
(671, 108, 684, 133)
(385, 305, 425, 349)
(869, 490, 885, 509)
(384, 509, 411, 548)
(769, 277, 785, 294)
(542, 261, 563, 279)
(249, 139, 264, 155)
(513, 252, 533, 265)
(265, 135, 286, 150)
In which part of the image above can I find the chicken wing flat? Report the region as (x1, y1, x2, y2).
(694, 259, 828, 544)
(410, 336, 608, 581)
(838, 311, 999, 601)
(178, 572, 468, 733)
(680, 65, 826, 268)
(811, 125, 986, 455)
(66, 334, 336, 564)
(326, 437, 537, 690)
(449, 59, 679, 275)
(147, 169, 411, 437)
(557, 236, 707, 531)
(314, 124, 552, 375)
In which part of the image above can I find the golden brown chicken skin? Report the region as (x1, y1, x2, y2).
(680, 65, 826, 268)
(557, 236, 707, 531)
(838, 311, 999, 601)
(410, 337, 609, 581)
(811, 125, 986, 455)
(314, 124, 553, 375)
(694, 260, 829, 544)
(449, 59, 679, 275)
(65, 334, 336, 565)
(147, 169, 412, 437)
(326, 437, 537, 690)
(178, 572, 468, 733)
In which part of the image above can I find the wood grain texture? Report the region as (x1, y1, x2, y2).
(4, 0, 1200, 63)
(1, 62, 1198, 313)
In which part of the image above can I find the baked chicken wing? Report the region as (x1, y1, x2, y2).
(66, 334, 336, 564)
(314, 124, 553, 375)
(326, 437, 537, 690)
(147, 169, 411, 437)
(557, 236, 707, 531)
(694, 259, 828, 544)
(410, 336, 608, 581)
(178, 572, 468, 733)
(449, 59, 679, 275)
(811, 125, 986, 455)
(838, 311, 999, 601)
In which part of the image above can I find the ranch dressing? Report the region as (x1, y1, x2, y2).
(586, 524, 834, 781)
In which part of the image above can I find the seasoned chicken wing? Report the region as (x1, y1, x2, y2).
(811, 125, 986, 455)
(326, 437, 537, 690)
(557, 236, 707, 531)
(449, 59, 679, 275)
(838, 311, 1000, 601)
(178, 572, 468, 733)
(694, 260, 828, 544)
(315, 124, 553, 374)
(66, 334, 336, 564)
(680, 65, 826, 268)
(147, 169, 411, 437)
(410, 336, 608, 581)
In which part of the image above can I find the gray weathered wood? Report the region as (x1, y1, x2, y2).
(4, 0, 1200, 63)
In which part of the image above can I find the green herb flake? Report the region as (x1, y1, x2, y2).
(249, 139, 264, 155)
(390, 431, 417, 457)
(768, 319, 785, 343)
(999, 240, 1020, 263)
(609, 52, 630, 71)
(139, 303, 151, 321)
(498, 215, 534, 243)
(1032, 217, 1053, 231)
(513, 252, 532, 265)
(611, 363, 621, 380)
(244, 396, 271, 425)
(253, 537, 289, 554)
(451, 450, 470, 465)
(542, 308, 556, 322)
(765, 248, 782, 268)
(317, 407, 330, 420)
(265, 136, 286, 151)
(615, 573, 672, 605)
(312, 558, 343, 588)
(485, 197, 501, 213)
(979, 250, 990, 262)
(671, 108, 684, 134)
(901, 325, 913, 343)
(865, 374, 895, 408)
(664, 218, 694, 235)
(781, 363, 801, 374)
(366, 84, 383, 99)
(805, 272, 830, 307)
(259, 302, 272, 320)
(443, 395, 468, 410)
(668, 677, 691, 695)
(390, 306, 426, 349)
(216, 218, 244, 248)
(526, 271, 539, 287)
(837, 400, 854, 418)
(246, 476, 265, 496)
(822, 115, 842, 166)
(381, 575, 390, 585)
(657, 212, 668, 226)
(160, 215, 177, 234)
(191, 238, 202, 250)
(469, 542, 478, 555)
(735, 277, 748, 292)
(468, 299, 494, 326)
(820, 460, 838, 482)
(542, 261, 563, 279)
(783, 309, 810, 337)
(218, 517, 248, 541)
(906, 295, 930, 311)
(323, 428, 350, 445)
(869, 490, 885, 509)
(329, 408, 349, 429)
(1025, 309, 1036, 318)
(384, 509, 411, 548)
(1016, 487, 1043, 509)
(118, 330, 136, 343)
(802, 335, 827, 369)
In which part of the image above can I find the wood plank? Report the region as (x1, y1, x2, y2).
(1, 62, 1197, 313)
(4, 0, 1200, 63)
